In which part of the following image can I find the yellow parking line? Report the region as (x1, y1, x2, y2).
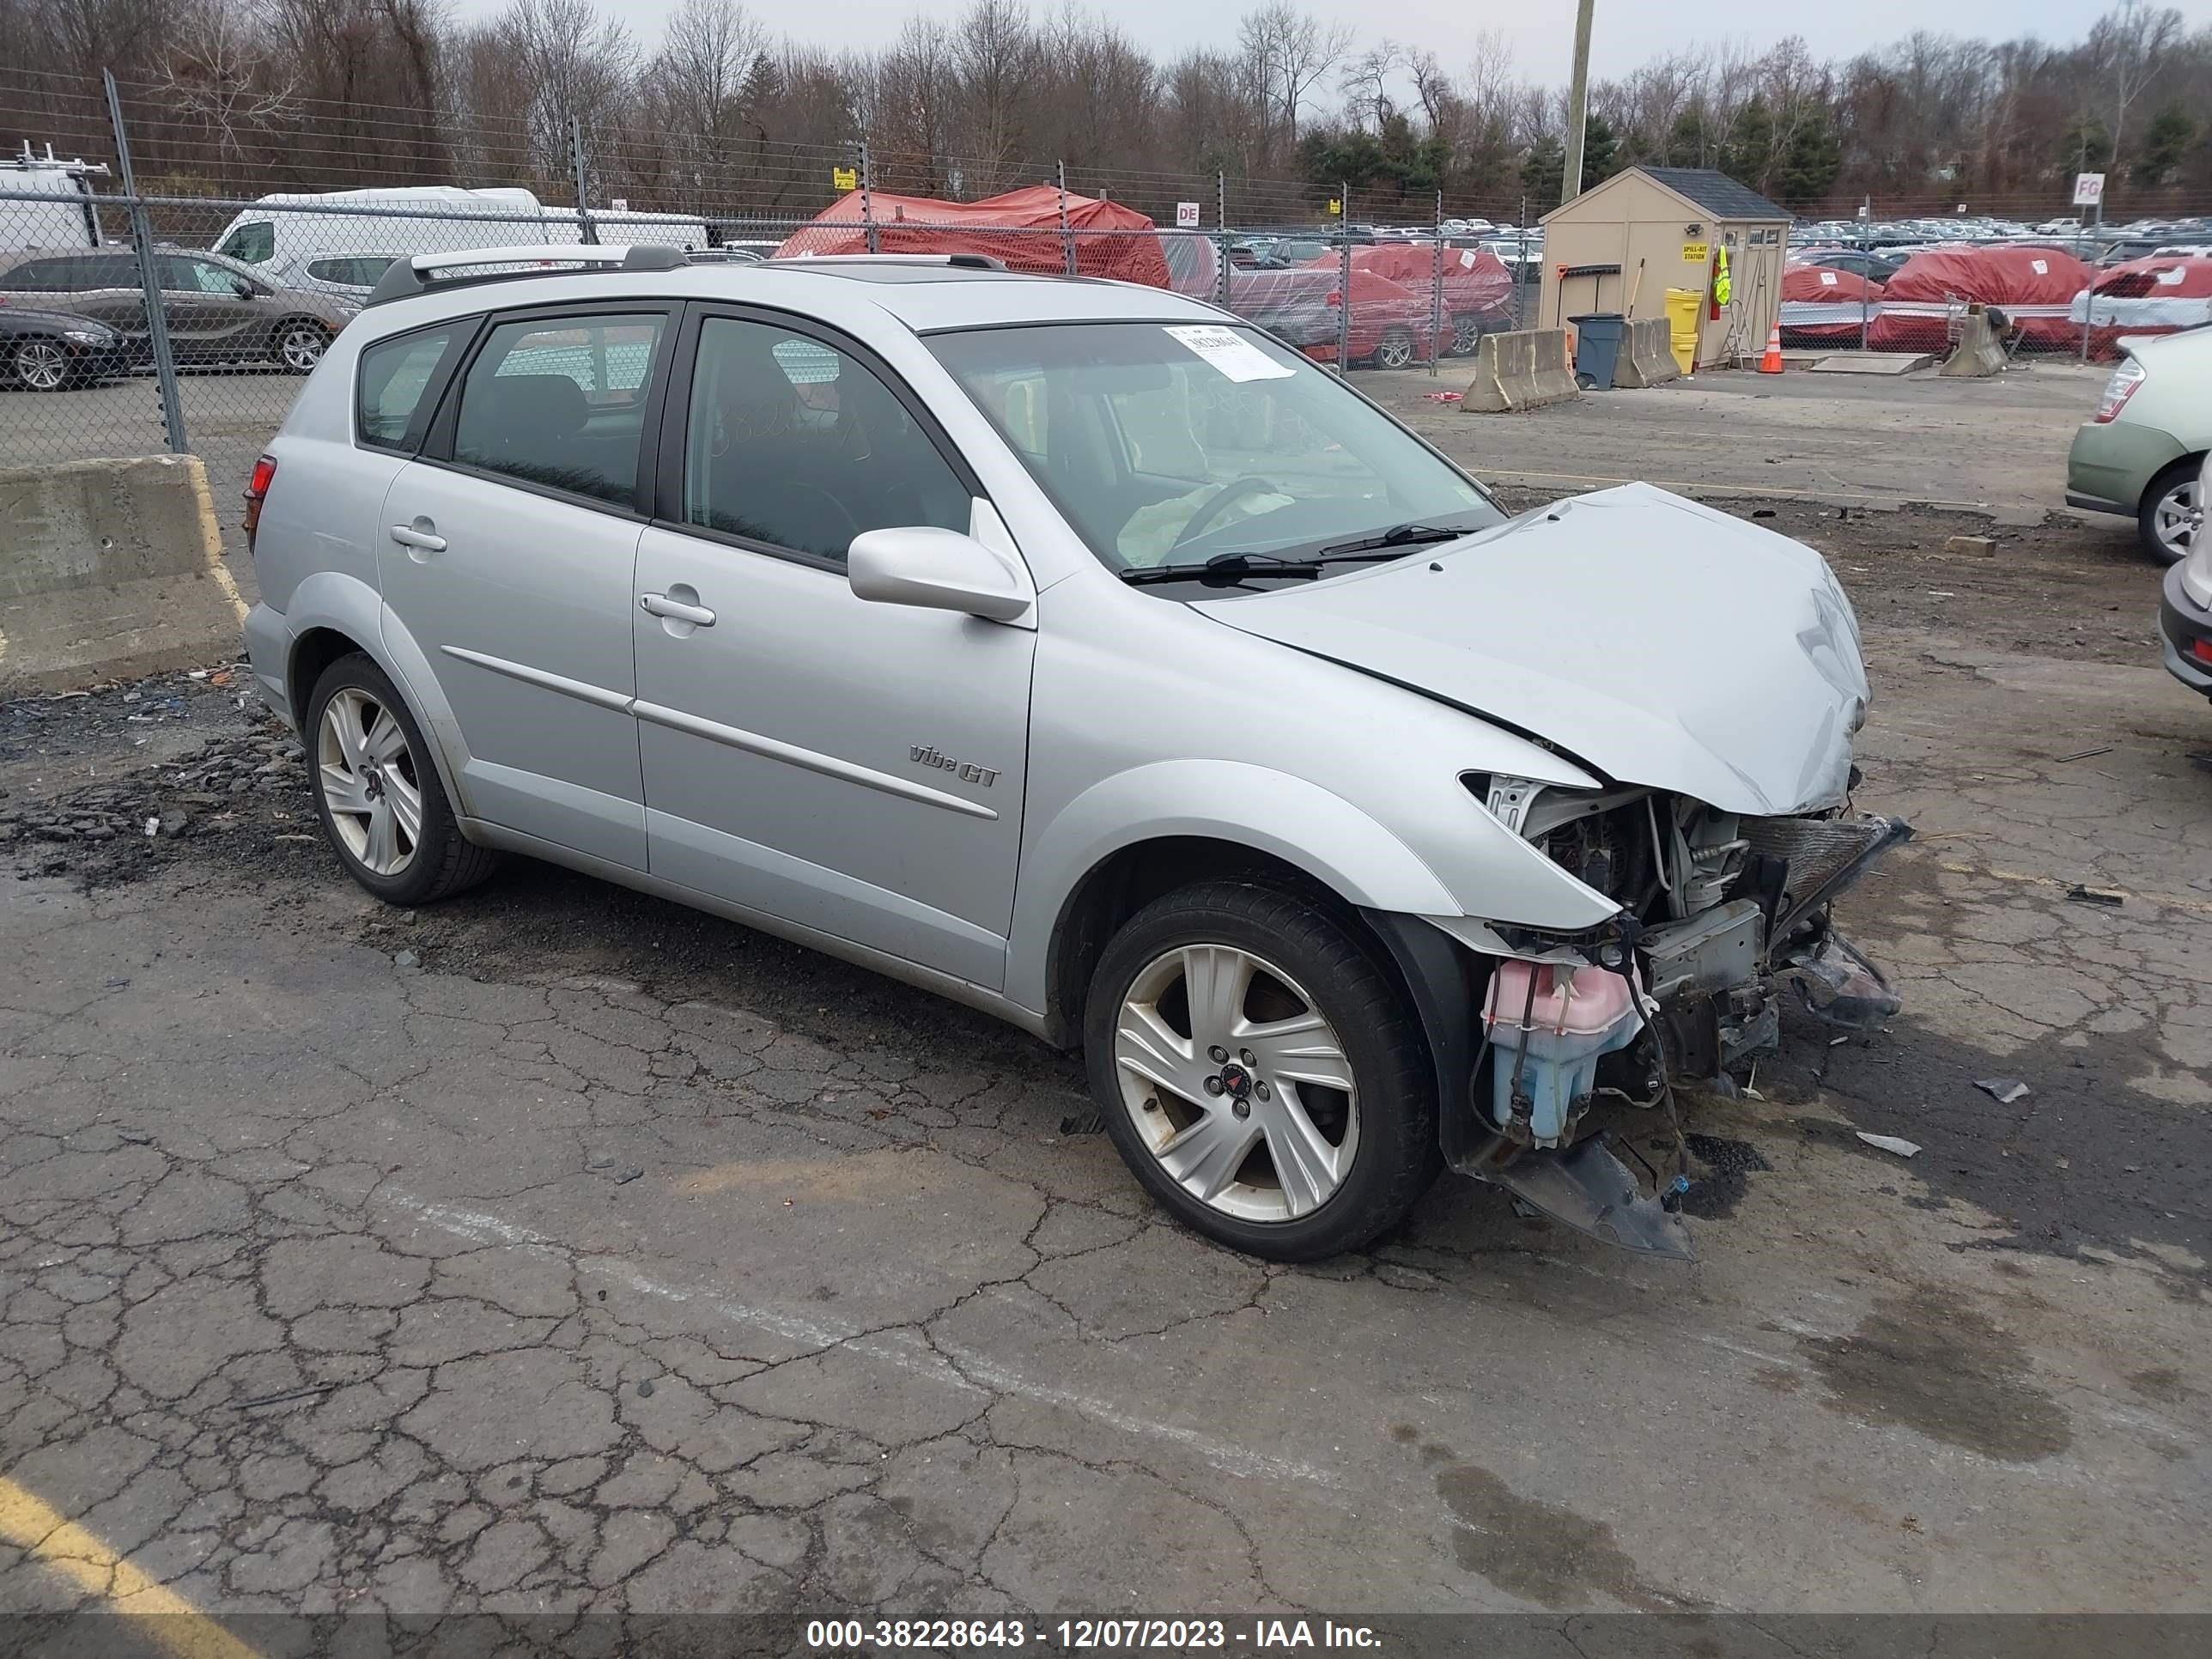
(0, 1477, 261, 1659)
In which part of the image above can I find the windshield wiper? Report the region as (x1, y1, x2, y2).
(1313, 522, 1473, 559)
(1119, 551, 1324, 586)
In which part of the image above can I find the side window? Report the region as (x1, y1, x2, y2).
(451, 312, 665, 507)
(358, 324, 463, 451)
(309, 256, 397, 288)
(218, 221, 274, 264)
(2, 258, 64, 291)
(161, 256, 242, 295)
(80, 254, 137, 289)
(682, 315, 969, 564)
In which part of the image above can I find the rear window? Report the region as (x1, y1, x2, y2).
(357, 324, 463, 451)
(218, 221, 274, 264)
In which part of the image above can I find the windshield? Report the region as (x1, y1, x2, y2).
(928, 321, 1500, 583)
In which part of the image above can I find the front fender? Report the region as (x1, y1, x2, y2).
(1006, 759, 1463, 1013)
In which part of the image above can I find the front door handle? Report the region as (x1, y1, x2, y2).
(389, 525, 447, 552)
(640, 592, 716, 628)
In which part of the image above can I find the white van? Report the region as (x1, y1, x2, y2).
(212, 186, 709, 276)
(2, 143, 111, 251)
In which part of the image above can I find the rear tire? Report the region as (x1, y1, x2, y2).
(306, 653, 500, 906)
(1450, 313, 1480, 356)
(1373, 327, 1416, 371)
(2140, 458, 2203, 566)
(1083, 881, 1441, 1261)
(273, 319, 332, 374)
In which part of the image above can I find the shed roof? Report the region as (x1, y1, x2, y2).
(1542, 167, 1790, 226)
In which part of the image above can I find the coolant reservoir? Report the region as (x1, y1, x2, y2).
(1483, 961, 1642, 1147)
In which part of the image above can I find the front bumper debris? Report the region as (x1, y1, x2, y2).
(1475, 1135, 1694, 1261)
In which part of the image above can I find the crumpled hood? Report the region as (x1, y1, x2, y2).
(1192, 483, 1869, 816)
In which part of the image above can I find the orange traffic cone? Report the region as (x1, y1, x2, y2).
(1759, 325, 1784, 374)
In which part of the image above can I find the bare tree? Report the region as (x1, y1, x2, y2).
(1238, 3, 1351, 156)
(2087, 0, 2185, 171)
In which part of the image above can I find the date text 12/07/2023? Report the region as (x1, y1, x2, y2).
(805, 1620, 1385, 1650)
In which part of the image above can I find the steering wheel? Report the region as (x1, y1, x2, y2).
(1170, 476, 1280, 555)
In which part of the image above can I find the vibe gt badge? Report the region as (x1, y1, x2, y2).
(910, 744, 1000, 787)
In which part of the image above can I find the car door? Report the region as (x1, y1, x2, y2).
(379, 304, 675, 871)
(159, 256, 261, 366)
(62, 252, 145, 340)
(631, 309, 1035, 989)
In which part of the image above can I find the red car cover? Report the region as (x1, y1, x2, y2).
(775, 185, 1172, 288)
(1779, 263, 1882, 343)
(1869, 246, 2092, 353)
(1304, 243, 1514, 333)
(2075, 256, 2212, 361)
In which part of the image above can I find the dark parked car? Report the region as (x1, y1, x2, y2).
(0, 245, 354, 373)
(1805, 248, 1905, 284)
(0, 298, 129, 390)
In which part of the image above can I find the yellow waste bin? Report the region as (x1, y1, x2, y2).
(1665, 288, 1703, 374)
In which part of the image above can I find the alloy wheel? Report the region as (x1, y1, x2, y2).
(279, 325, 326, 372)
(1452, 315, 1480, 356)
(14, 340, 68, 391)
(2154, 475, 2200, 557)
(317, 686, 422, 878)
(1111, 943, 1361, 1223)
(1375, 330, 1415, 370)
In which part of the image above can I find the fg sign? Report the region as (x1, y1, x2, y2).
(1175, 201, 1201, 228)
(2072, 172, 2106, 208)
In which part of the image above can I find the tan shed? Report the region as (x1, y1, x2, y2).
(1539, 167, 1790, 371)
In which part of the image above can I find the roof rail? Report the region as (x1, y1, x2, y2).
(782, 252, 1008, 270)
(365, 242, 688, 307)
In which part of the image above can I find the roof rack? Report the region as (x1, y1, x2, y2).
(365, 242, 688, 307)
(781, 252, 1008, 270)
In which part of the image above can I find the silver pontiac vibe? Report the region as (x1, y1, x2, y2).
(240, 245, 1908, 1265)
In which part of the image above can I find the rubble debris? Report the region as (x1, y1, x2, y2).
(1944, 535, 1996, 557)
(1856, 1133, 1922, 1158)
(2054, 745, 2113, 763)
(2065, 884, 2124, 908)
(1977, 1078, 2032, 1104)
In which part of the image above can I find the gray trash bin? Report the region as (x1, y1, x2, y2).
(1567, 312, 1627, 391)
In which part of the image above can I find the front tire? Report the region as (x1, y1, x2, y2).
(10, 338, 72, 392)
(1083, 881, 1440, 1261)
(306, 653, 499, 905)
(1450, 313, 1480, 356)
(2141, 459, 2203, 566)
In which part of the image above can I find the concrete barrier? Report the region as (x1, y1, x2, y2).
(1, 455, 247, 694)
(1462, 328, 1582, 413)
(1939, 307, 2008, 378)
(1613, 319, 1681, 388)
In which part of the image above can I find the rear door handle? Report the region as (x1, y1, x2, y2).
(389, 525, 447, 552)
(640, 592, 716, 627)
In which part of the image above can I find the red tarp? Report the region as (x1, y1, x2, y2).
(1778, 263, 1883, 342)
(1238, 264, 1453, 364)
(2075, 256, 2212, 360)
(774, 185, 1171, 287)
(1869, 245, 2093, 353)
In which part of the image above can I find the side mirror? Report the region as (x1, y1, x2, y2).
(848, 526, 1032, 623)
(234, 280, 256, 300)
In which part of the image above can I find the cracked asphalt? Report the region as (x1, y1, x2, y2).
(1, 489, 2209, 1640)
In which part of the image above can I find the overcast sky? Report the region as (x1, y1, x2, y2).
(467, 0, 2212, 83)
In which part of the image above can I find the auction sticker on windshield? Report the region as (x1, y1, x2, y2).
(1164, 324, 1295, 382)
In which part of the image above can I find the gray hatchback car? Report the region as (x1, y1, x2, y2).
(0, 245, 354, 372)
(242, 244, 1907, 1263)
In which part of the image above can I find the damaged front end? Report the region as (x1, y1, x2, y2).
(1429, 777, 1911, 1260)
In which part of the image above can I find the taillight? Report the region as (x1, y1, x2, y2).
(2094, 359, 2146, 422)
(242, 453, 276, 550)
(1324, 290, 1342, 307)
(2191, 639, 2212, 665)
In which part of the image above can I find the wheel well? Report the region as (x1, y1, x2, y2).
(288, 627, 362, 722)
(1044, 836, 1407, 1046)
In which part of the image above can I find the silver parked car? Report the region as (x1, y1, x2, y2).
(241, 245, 1907, 1263)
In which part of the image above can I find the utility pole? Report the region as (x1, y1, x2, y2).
(1561, 0, 1595, 208)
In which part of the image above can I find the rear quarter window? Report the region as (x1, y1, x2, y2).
(357, 323, 465, 451)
